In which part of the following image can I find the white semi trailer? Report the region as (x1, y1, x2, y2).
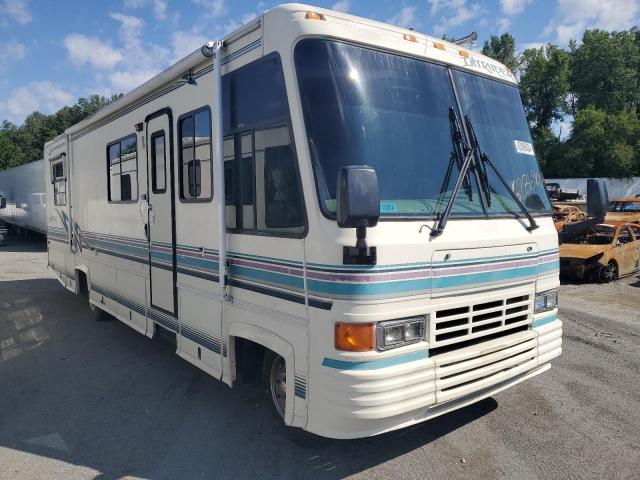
(0, 159, 47, 236)
(45, 4, 563, 441)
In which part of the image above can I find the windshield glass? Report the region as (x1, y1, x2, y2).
(294, 39, 484, 217)
(294, 39, 551, 218)
(452, 70, 550, 214)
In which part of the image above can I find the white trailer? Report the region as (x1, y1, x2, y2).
(0, 159, 47, 235)
(45, 3, 562, 440)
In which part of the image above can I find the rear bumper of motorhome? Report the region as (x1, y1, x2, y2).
(308, 317, 561, 439)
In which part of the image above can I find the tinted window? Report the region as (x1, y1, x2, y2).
(151, 132, 166, 193)
(223, 54, 305, 235)
(107, 135, 138, 202)
(179, 108, 212, 201)
(223, 55, 289, 132)
(52, 160, 66, 206)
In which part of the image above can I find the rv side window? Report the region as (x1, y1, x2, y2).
(178, 107, 212, 201)
(222, 53, 306, 236)
(107, 134, 138, 203)
(151, 131, 166, 193)
(52, 161, 66, 206)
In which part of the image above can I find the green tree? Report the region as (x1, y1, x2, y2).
(519, 44, 570, 132)
(569, 29, 640, 115)
(481, 33, 520, 71)
(0, 94, 121, 170)
(560, 107, 640, 177)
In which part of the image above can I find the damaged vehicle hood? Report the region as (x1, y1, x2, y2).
(560, 244, 609, 260)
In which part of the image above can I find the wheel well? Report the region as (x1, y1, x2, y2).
(233, 337, 269, 384)
(76, 270, 88, 297)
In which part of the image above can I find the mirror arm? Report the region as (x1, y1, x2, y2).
(344, 225, 377, 265)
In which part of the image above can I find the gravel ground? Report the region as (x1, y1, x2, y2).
(1, 234, 639, 480)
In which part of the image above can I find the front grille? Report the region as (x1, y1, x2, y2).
(430, 293, 532, 349)
(434, 334, 538, 401)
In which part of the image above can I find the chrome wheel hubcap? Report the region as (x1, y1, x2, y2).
(269, 356, 286, 418)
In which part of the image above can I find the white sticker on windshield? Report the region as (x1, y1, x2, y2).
(514, 140, 535, 156)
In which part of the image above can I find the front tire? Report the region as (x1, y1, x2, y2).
(261, 350, 318, 447)
(598, 261, 618, 283)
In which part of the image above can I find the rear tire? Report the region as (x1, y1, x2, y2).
(261, 350, 319, 447)
(598, 261, 618, 283)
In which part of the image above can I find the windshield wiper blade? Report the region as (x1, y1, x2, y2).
(464, 115, 539, 232)
(431, 148, 475, 238)
(431, 108, 474, 238)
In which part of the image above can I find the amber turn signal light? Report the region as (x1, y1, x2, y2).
(335, 323, 375, 351)
(305, 11, 326, 20)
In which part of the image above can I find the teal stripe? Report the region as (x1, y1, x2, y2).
(538, 261, 560, 274)
(308, 277, 430, 296)
(322, 351, 429, 370)
(431, 265, 538, 289)
(532, 315, 557, 329)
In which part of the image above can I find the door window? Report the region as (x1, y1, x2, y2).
(151, 131, 167, 193)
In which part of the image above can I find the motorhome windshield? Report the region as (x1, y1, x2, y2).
(295, 39, 552, 218)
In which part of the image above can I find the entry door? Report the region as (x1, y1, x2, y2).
(146, 109, 176, 315)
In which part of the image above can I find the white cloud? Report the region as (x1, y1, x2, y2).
(0, 0, 31, 25)
(429, 0, 486, 36)
(193, 0, 225, 18)
(497, 17, 511, 33)
(171, 30, 209, 62)
(0, 81, 73, 122)
(64, 34, 124, 70)
(0, 39, 26, 62)
(64, 12, 170, 94)
(153, 0, 167, 20)
(500, 0, 533, 16)
(223, 11, 260, 34)
(543, 0, 639, 45)
(331, 0, 350, 13)
(386, 6, 416, 28)
(520, 41, 544, 51)
(124, 0, 146, 7)
(108, 69, 158, 91)
(110, 12, 145, 44)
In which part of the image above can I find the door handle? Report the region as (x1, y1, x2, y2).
(144, 224, 149, 242)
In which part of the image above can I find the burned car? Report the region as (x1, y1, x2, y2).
(553, 204, 587, 232)
(606, 198, 640, 224)
(560, 222, 640, 282)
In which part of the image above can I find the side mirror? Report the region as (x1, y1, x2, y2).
(587, 179, 608, 221)
(336, 165, 380, 265)
(0, 196, 6, 209)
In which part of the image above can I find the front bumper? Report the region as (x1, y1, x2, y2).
(308, 316, 562, 439)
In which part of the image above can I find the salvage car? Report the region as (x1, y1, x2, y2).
(606, 198, 640, 223)
(560, 222, 640, 282)
(553, 204, 588, 232)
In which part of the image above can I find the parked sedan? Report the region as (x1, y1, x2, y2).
(560, 222, 640, 282)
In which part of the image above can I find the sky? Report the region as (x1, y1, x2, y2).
(0, 0, 638, 125)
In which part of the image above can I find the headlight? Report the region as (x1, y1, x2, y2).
(376, 316, 426, 351)
(534, 289, 558, 313)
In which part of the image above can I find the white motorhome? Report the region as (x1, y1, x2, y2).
(45, 3, 561, 440)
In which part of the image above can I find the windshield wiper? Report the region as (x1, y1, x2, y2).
(464, 115, 539, 232)
(431, 110, 475, 238)
(438, 107, 473, 205)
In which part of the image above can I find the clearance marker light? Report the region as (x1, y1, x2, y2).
(458, 50, 470, 58)
(305, 11, 325, 20)
(403, 33, 417, 42)
(433, 42, 446, 50)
